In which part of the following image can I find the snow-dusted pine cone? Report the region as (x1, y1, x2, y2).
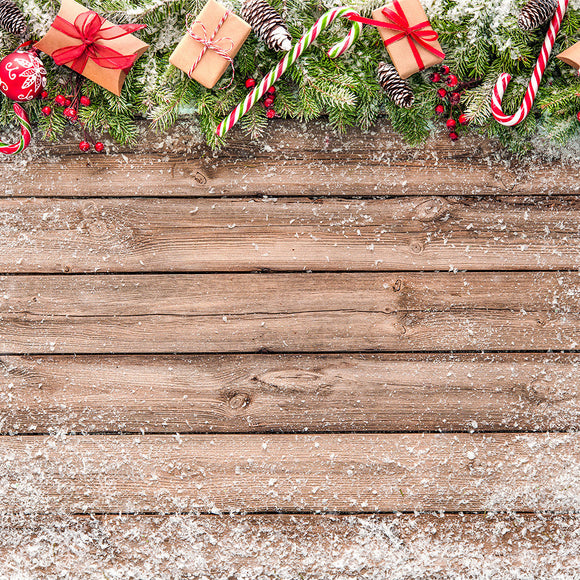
(377, 62, 414, 109)
(518, 0, 558, 30)
(0, 0, 28, 36)
(241, 0, 292, 52)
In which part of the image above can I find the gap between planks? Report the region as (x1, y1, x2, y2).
(1, 272, 580, 353)
(1, 513, 579, 579)
(1, 196, 580, 272)
(1, 432, 579, 514)
(1, 353, 579, 435)
(0, 121, 576, 198)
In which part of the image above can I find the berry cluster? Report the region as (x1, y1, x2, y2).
(41, 90, 104, 152)
(245, 78, 277, 119)
(430, 65, 471, 141)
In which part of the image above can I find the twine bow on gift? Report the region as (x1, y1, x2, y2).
(348, 0, 444, 71)
(51, 10, 146, 74)
(186, 11, 235, 88)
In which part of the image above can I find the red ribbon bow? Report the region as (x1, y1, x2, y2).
(51, 10, 146, 74)
(349, 0, 444, 71)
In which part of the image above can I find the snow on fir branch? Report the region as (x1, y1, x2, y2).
(0, 0, 579, 152)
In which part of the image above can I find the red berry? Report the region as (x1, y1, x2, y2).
(437, 88, 447, 98)
(449, 132, 459, 141)
(446, 119, 457, 129)
(458, 113, 469, 125)
(63, 107, 77, 119)
(263, 96, 275, 108)
(435, 104, 445, 115)
(64, 98, 71, 106)
(430, 72, 441, 82)
(266, 108, 276, 119)
(245, 78, 256, 88)
(94, 142, 105, 152)
(449, 92, 461, 105)
(41, 90, 48, 99)
(79, 141, 91, 152)
(577, 111, 580, 122)
(441, 65, 450, 74)
(446, 74, 459, 87)
(80, 96, 91, 106)
(267, 86, 276, 95)
(41, 105, 52, 116)
(55, 94, 66, 106)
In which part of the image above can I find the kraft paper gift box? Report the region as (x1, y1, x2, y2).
(371, 0, 445, 79)
(557, 42, 580, 70)
(169, 0, 251, 89)
(35, 0, 149, 96)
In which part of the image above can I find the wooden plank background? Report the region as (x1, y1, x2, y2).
(1, 121, 579, 578)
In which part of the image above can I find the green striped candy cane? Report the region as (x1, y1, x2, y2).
(1, 104, 32, 155)
(217, 7, 363, 138)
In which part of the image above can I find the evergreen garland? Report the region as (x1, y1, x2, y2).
(0, 0, 578, 153)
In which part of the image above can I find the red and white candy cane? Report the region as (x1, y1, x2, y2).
(491, 0, 568, 126)
(0, 104, 31, 155)
(217, 6, 363, 138)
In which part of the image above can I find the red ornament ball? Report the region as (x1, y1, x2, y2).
(446, 119, 457, 129)
(41, 105, 51, 116)
(245, 78, 256, 88)
(458, 113, 469, 125)
(79, 141, 91, 152)
(449, 131, 459, 141)
(54, 94, 66, 106)
(266, 108, 276, 119)
(0, 48, 47, 102)
(263, 96, 275, 108)
(94, 142, 105, 153)
(80, 95, 91, 106)
(437, 88, 447, 98)
(435, 104, 445, 115)
(446, 74, 459, 87)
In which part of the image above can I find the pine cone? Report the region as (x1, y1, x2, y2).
(518, 0, 558, 30)
(377, 62, 414, 109)
(0, 0, 28, 36)
(241, 0, 292, 52)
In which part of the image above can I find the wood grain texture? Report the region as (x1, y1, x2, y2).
(2, 196, 580, 273)
(0, 121, 576, 198)
(1, 354, 579, 434)
(1, 272, 579, 354)
(1, 513, 579, 579)
(1, 433, 579, 513)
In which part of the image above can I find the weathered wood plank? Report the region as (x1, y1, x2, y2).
(0, 122, 576, 197)
(1, 354, 579, 434)
(1, 196, 580, 273)
(1, 433, 578, 513)
(1, 513, 579, 578)
(1, 272, 579, 354)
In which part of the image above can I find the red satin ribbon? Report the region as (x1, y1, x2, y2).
(51, 10, 146, 74)
(349, 0, 444, 71)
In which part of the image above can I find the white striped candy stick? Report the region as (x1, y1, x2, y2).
(216, 7, 363, 137)
(0, 104, 31, 155)
(491, 0, 568, 126)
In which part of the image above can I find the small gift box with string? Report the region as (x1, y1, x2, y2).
(35, 0, 149, 96)
(356, 0, 444, 79)
(170, 0, 251, 89)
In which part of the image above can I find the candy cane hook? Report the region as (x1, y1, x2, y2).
(491, 0, 568, 126)
(0, 104, 32, 155)
(217, 7, 363, 137)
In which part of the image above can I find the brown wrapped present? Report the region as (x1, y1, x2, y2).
(557, 42, 580, 70)
(35, 0, 148, 96)
(169, 0, 251, 89)
(370, 0, 444, 79)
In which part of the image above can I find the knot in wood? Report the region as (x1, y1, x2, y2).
(228, 392, 251, 409)
(414, 197, 448, 222)
(409, 241, 424, 255)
